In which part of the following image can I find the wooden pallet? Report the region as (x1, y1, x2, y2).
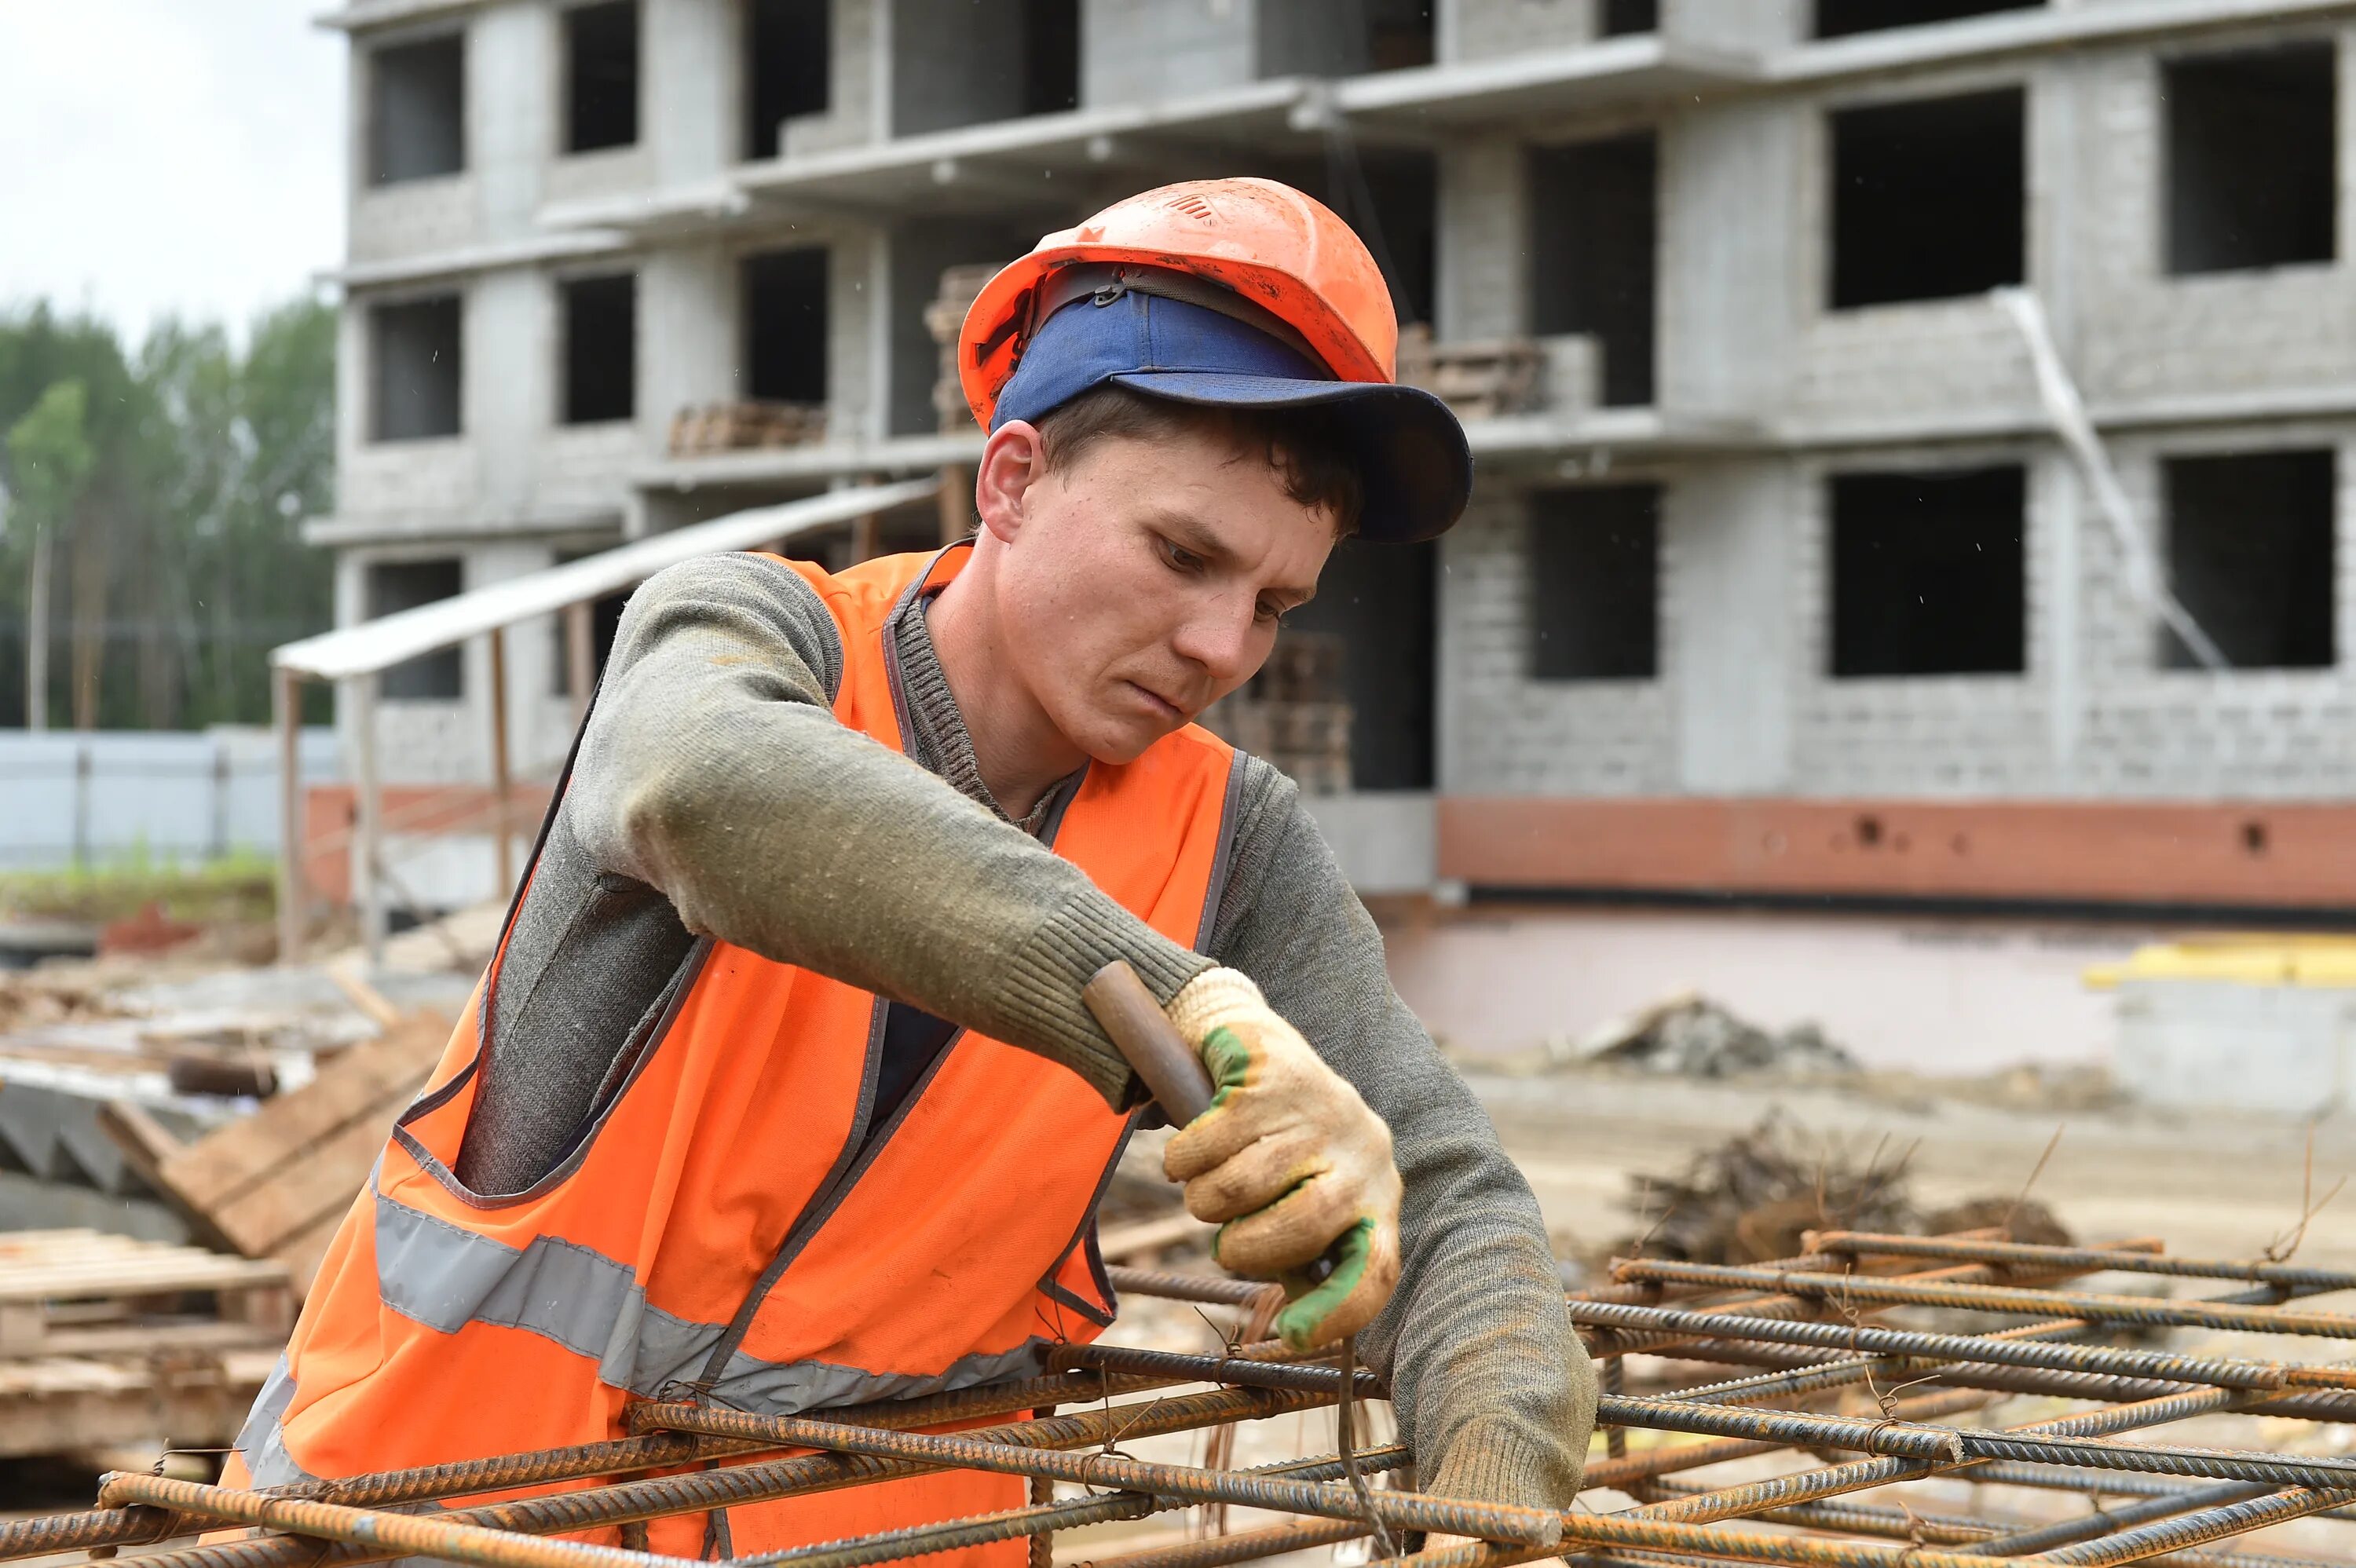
(100, 1003, 448, 1297)
(668, 400, 829, 455)
(0, 1229, 291, 1359)
(0, 1344, 279, 1459)
(1396, 325, 1546, 420)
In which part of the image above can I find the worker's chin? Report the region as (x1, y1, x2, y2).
(1073, 706, 1179, 766)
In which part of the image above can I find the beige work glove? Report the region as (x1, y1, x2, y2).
(1161, 967, 1403, 1351)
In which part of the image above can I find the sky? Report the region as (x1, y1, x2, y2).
(0, 1, 345, 345)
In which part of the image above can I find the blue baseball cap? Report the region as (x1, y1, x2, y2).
(990, 278, 1472, 544)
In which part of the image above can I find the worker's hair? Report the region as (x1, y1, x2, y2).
(1032, 384, 1365, 539)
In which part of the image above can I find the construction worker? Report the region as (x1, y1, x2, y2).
(226, 179, 1594, 1560)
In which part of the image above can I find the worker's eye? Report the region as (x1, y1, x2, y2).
(1254, 598, 1286, 626)
(1158, 537, 1205, 575)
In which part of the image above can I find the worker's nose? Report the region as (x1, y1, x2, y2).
(1169, 595, 1264, 689)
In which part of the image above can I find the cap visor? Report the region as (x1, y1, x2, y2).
(1109, 371, 1472, 543)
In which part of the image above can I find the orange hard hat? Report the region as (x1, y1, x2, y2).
(957, 178, 1471, 543)
(960, 178, 1400, 422)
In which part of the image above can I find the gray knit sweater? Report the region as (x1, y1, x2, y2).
(452, 550, 1593, 1511)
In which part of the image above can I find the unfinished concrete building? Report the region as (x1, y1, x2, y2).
(316, 0, 2356, 1029)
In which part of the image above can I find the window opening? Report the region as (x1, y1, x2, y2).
(1529, 485, 1661, 681)
(1830, 88, 2023, 309)
(368, 560, 466, 700)
(1280, 539, 1437, 789)
(1815, 0, 2041, 38)
(744, 248, 829, 404)
(745, 0, 829, 160)
(1830, 466, 2025, 678)
(1531, 133, 1658, 406)
(565, 1, 639, 153)
(2164, 42, 2336, 276)
(1022, 0, 1081, 115)
(1367, 0, 1436, 71)
(1260, 0, 1432, 77)
(371, 297, 463, 443)
(369, 34, 464, 185)
(1599, 0, 1658, 36)
(2162, 450, 2336, 669)
(562, 274, 636, 426)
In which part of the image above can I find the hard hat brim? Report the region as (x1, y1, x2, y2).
(1108, 370, 1472, 544)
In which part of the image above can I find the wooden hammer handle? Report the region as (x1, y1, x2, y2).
(1082, 959, 1216, 1125)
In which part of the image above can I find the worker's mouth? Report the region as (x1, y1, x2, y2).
(1125, 682, 1186, 724)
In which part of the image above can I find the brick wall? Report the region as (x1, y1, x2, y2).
(1440, 492, 1679, 795)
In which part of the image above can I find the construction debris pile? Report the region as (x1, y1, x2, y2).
(9, 1224, 2355, 1568)
(1609, 1113, 2069, 1269)
(1571, 993, 1862, 1080)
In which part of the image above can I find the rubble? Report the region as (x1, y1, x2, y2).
(1606, 1111, 2072, 1266)
(1562, 992, 1861, 1079)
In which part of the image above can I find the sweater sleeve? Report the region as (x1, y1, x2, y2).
(1206, 758, 1595, 1510)
(565, 551, 1213, 1106)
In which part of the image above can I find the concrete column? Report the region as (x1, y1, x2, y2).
(1663, 0, 1805, 53)
(1081, 0, 1257, 106)
(467, 270, 549, 514)
(647, 0, 741, 181)
(1656, 96, 1798, 415)
(1435, 139, 1528, 342)
(1668, 460, 1798, 793)
(641, 242, 735, 439)
(470, 4, 550, 243)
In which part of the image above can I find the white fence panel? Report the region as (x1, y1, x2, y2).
(0, 728, 341, 871)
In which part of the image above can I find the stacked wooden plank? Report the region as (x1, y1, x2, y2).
(0, 1229, 287, 1459)
(1200, 634, 1353, 795)
(925, 263, 1006, 433)
(101, 1005, 449, 1297)
(668, 400, 829, 455)
(1395, 323, 1546, 420)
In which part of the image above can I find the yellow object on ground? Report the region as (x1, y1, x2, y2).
(2085, 934, 2356, 990)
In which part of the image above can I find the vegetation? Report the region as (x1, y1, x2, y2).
(0, 853, 279, 926)
(0, 298, 337, 731)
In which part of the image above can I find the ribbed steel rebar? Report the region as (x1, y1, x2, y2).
(1805, 1231, 2356, 1297)
(1624, 1383, 2249, 1528)
(103, 1385, 1317, 1568)
(731, 1445, 1410, 1568)
(1103, 1266, 1264, 1306)
(634, 1408, 1570, 1548)
(1052, 1343, 1386, 1398)
(1952, 1481, 2264, 1557)
(2038, 1485, 2356, 1566)
(1074, 1517, 1370, 1568)
(1964, 1462, 2356, 1526)
(0, 1367, 1194, 1566)
(1646, 1484, 2347, 1568)
(1569, 1299, 2291, 1391)
(952, 1345, 1970, 1463)
(1612, 1259, 2356, 1340)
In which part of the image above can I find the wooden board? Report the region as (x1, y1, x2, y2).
(99, 1007, 447, 1298)
(159, 1023, 441, 1212)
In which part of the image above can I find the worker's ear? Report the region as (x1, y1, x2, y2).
(975, 420, 1047, 545)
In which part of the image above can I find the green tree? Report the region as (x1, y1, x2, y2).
(0, 297, 335, 729)
(4, 379, 95, 729)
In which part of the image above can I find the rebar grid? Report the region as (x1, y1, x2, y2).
(13, 1230, 2355, 1568)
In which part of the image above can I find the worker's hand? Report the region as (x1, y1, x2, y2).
(1160, 967, 1402, 1351)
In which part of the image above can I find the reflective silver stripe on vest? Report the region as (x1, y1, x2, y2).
(374, 1192, 1052, 1412)
(235, 1353, 318, 1489)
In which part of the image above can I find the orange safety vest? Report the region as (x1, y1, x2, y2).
(227, 545, 1243, 1565)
